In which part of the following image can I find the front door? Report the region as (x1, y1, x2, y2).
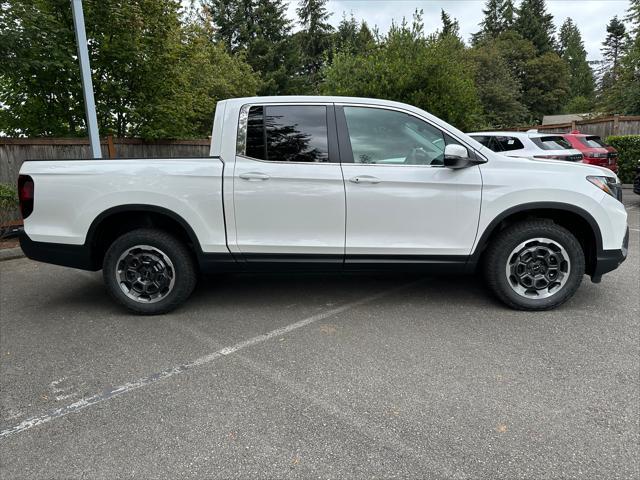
(337, 105, 482, 263)
(232, 103, 345, 265)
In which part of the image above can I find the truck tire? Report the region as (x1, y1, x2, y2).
(102, 228, 197, 315)
(484, 220, 585, 310)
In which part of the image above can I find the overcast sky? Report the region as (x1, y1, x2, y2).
(280, 0, 631, 60)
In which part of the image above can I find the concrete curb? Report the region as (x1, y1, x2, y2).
(0, 246, 24, 262)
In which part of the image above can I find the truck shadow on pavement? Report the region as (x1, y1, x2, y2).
(42, 271, 502, 317)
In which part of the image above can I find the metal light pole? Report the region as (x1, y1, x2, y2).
(70, 0, 101, 159)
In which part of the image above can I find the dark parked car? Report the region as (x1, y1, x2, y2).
(634, 162, 640, 195)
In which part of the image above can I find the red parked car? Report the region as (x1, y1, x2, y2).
(562, 131, 618, 173)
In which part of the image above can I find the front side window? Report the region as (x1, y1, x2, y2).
(343, 107, 450, 166)
(531, 136, 573, 150)
(244, 105, 329, 162)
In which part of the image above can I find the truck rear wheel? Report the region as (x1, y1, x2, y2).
(484, 220, 585, 310)
(103, 229, 197, 315)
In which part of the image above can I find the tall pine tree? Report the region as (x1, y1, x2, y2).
(601, 1, 640, 114)
(295, 0, 334, 92)
(439, 9, 461, 42)
(626, 0, 640, 37)
(558, 18, 595, 112)
(514, 0, 556, 54)
(600, 16, 627, 88)
(204, 0, 293, 94)
(473, 0, 505, 43)
(501, 0, 516, 30)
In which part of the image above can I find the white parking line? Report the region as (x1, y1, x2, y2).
(0, 280, 420, 440)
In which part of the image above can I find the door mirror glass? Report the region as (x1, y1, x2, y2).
(444, 144, 472, 169)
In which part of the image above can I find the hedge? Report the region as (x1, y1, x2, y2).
(605, 135, 640, 184)
(0, 183, 19, 228)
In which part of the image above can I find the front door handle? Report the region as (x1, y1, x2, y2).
(239, 172, 270, 181)
(349, 175, 381, 184)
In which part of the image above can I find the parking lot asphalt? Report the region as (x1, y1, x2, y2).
(0, 194, 638, 479)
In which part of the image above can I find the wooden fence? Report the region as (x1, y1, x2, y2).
(509, 115, 640, 138)
(0, 136, 210, 184)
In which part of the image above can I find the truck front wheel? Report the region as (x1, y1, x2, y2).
(103, 229, 197, 315)
(484, 220, 585, 310)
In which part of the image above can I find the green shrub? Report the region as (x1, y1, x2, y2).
(605, 135, 640, 184)
(0, 183, 19, 227)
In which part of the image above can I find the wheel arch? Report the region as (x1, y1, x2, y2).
(85, 205, 203, 269)
(470, 202, 603, 276)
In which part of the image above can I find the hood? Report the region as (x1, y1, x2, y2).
(491, 150, 619, 180)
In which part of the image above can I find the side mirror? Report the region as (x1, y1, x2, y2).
(443, 144, 473, 169)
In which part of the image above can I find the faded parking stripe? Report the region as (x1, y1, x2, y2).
(0, 280, 420, 439)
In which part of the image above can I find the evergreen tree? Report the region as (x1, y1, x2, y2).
(600, 16, 627, 88)
(334, 14, 358, 52)
(356, 22, 376, 52)
(296, 0, 334, 92)
(470, 42, 528, 127)
(601, 1, 640, 114)
(501, 0, 516, 30)
(473, 0, 505, 43)
(333, 15, 375, 54)
(439, 9, 460, 40)
(493, 30, 537, 83)
(558, 18, 595, 111)
(626, 0, 640, 37)
(514, 0, 556, 54)
(204, 0, 293, 94)
(521, 52, 570, 120)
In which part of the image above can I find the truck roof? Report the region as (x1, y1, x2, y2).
(212, 96, 482, 157)
(218, 95, 419, 109)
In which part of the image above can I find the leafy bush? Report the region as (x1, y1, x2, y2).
(606, 135, 640, 184)
(0, 184, 18, 211)
(0, 183, 19, 228)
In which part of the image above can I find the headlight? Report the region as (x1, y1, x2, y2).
(587, 175, 622, 201)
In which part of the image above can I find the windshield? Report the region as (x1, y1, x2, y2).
(531, 136, 573, 150)
(578, 136, 609, 148)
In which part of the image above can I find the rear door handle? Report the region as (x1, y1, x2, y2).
(349, 175, 381, 184)
(239, 172, 270, 181)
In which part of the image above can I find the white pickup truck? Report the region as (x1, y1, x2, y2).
(18, 96, 628, 314)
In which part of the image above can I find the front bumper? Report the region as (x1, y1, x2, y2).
(591, 226, 629, 281)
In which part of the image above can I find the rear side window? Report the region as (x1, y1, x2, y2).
(494, 136, 524, 151)
(244, 105, 329, 162)
(578, 136, 609, 148)
(471, 135, 491, 147)
(531, 136, 573, 150)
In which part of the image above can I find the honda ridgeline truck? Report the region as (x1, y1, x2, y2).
(18, 96, 629, 314)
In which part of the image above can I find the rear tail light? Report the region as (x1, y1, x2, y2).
(18, 174, 34, 219)
(586, 152, 608, 159)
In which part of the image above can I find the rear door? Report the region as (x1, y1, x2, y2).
(232, 103, 345, 265)
(337, 105, 482, 262)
